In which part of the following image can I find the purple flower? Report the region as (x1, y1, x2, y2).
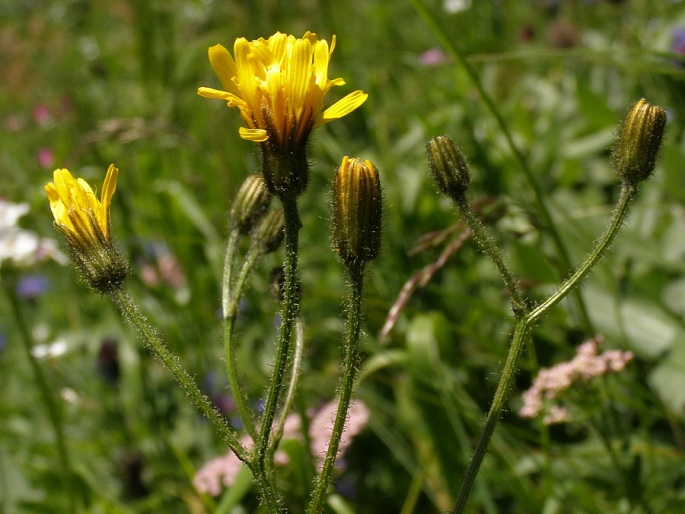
(671, 27, 685, 55)
(16, 274, 49, 298)
(418, 48, 447, 66)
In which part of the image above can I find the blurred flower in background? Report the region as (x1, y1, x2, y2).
(16, 274, 50, 299)
(443, 0, 472, 14)
(138, 240, 189, 303)
(519, 336, 634, 425)
(193, 399, 370, 495)
(671, 27, 685, 67)
(38, 147, 55, 169)
(32, 104, 53, 126)
(418, 47, 448, 67)
(0, 199, 66, 268)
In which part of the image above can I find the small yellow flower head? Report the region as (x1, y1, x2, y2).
(229, 174, 272, 235)
(198, 32, 368, 197)
(612, 98, 667, 185)
(45, 165, 127, 292)
(331, 156, 382, 268)
(426, 135, 471, 201)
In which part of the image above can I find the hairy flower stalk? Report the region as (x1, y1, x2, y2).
(45, 165, 283, 511)
(449, 100, 667, 514)
(426, 136, 526, 317)
(200, 32, 368, 509)
(199, 31, 367, 197)
(308, 156, 382, 513)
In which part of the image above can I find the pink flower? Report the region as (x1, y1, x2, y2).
(193, 400, 370, 495)
(33, 105, 52, 125)
(519, 335, 633, 425)
(38, 148, 54, 169)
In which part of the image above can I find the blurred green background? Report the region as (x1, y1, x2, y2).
(2, 0, 685, 512)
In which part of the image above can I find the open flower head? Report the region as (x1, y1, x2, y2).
(45, 165, 127, 292)
(198, 31, 367, 147)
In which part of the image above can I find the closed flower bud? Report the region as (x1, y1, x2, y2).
(426, 135, 471, 200)
(251, 209, 285, 254)
(229, 174, 272, 234)
(331, 156, 382, 268)
(611, 99, 667, 185)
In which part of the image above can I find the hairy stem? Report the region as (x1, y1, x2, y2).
(452, 182, 639, 513)
(307, 262, 364, 514)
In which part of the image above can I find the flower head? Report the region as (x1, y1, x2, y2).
(199, 31, 367, 146)
(611, 99, 666, 185)
(45, 165, 127, 292)
(199, 32, 368, 197)
(331, 156, 383, 268)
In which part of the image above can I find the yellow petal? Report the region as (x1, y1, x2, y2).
(239, 127, 269, 142)
(208, 44, 238, 93)
(100, 164, 119, 236)
(319, 91, 368, 125)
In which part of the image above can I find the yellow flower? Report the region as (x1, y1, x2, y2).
(45, 165, 118, 246)
(45, 164, 127, 291)
(198, 31, 368, 147)
(331, 156, 382, 268)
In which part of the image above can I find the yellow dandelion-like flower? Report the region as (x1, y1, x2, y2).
(45, 164, 127, 291)
(198, 31, 368, 147)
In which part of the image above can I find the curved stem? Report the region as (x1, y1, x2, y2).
(222, 229, 240, 319)
(451, 182, 639, 513)
(224, 244, 264, 441)
(410, 0, 593, 331)
(526, 183, 637, 325)
(307, 262, 364, 514)
(3, 276, 77, 513)
(269, 316, 305, 457)
(454, 197, 526, 318)
(254, 194, 301, 512)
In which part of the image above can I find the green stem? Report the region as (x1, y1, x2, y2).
(254, 194, 301, 512)
(110, 287, 283, 511)
(410, 0, 593, 331)
(307, 262, 364, 514)
(454, 197, 526, 318)
(269, 317, 305, 457)
(526, 184, 637, 325)
(452, 182, 638, 513)
(221, 229, 240, 319)
(110, 288, 249, 459)
(451, 321, 531, 514)
(4, 277, 77, 513)
(224, 244, 263, 441)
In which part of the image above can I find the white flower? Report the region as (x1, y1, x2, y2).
(0, 199, 67, 268)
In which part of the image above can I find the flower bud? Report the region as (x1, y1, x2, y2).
(45, 165, 128, 293)
(229, 174, 272, 234)
(426, 135, 471, 200)
(251, 209, 285, 254)
(331, 156, 382, 268)
(611, 99, 667, 185)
